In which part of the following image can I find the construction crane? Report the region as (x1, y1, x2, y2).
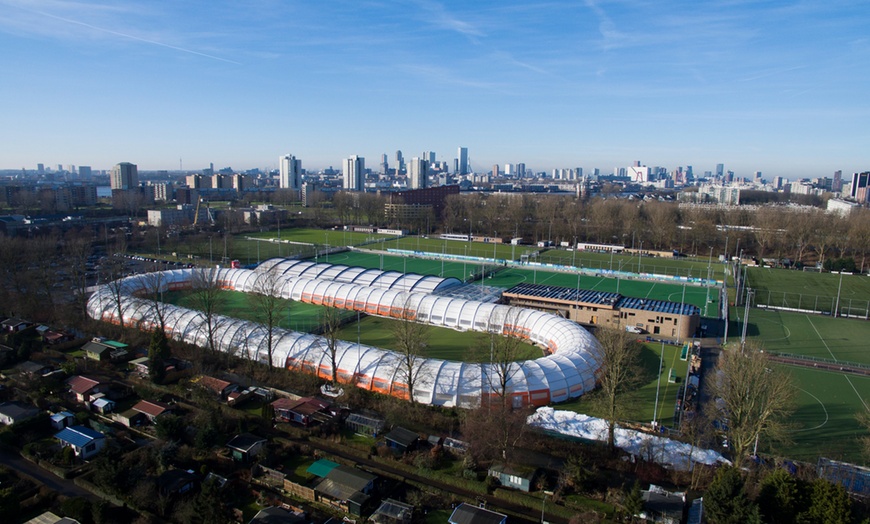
(192, 198, 214, 227)
(193, 198, 203, 227)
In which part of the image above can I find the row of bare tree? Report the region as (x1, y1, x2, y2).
(441, 194, 870, 270)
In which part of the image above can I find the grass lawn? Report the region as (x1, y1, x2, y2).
(161, 289, 355, 333)
(425, 510, 452, 524)
(553, 342, 691, 428)
(161, 288, 541, 362)
(747, 266, 870, 316)
(334, 315, 543, 362)
(245, 228, 395, 246)
(379, 236, 524, 260)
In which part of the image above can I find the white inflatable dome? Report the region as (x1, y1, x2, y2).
(87, 259, 602, 408)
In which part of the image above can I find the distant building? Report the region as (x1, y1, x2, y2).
(408, 157, 429, 189)
(280, 154, 302, 190)
(850, 172, 870, 203)
(457, 146, 469, 175)
(699, 184, 741, 205)
(827, 198, 859, 217)
(343, 155, 365, 191)
(110, 162, 138, 190)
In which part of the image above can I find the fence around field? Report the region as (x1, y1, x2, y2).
(766, 351, 870, 376)
(752, 290, 870, 319)
(383, 247, 722, 288)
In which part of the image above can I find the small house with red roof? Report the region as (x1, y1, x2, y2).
(67, 376, 108, 403)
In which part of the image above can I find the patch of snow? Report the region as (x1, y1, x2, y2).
(527, 407, 730, 471)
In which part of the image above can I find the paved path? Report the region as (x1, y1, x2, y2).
(0, 448, 98, 502)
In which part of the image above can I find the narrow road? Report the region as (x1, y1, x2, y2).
(0, 448, 98, 502)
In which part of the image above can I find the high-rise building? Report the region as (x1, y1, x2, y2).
(111, 162, 138, 190)
(409, 157, 429, 189)
(381, 154, 389, 174)
(343, 155, 365, 191)
(279, 154, 302, 190)
(850, 172, 870, 203)
(396, 150, 404, 174)
(78, 166, 92, 180)
(492, 164, 499, 177)
(833, 170, 843, 193)
(715, 164, 724, 179)
(37, 163, 44, 175)
(457, 147, 469, 175)
(516, 163, 526, 178)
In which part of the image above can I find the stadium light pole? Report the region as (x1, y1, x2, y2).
(572, 236, 577, 267)
(652, 340, 665, 428)
(835, 271, 844, 317)
(740, 288, 753, 353)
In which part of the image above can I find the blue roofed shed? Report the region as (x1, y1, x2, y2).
(55, 425, 106, 459)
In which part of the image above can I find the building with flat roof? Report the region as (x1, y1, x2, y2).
(502, 283, 700, 341)
(110, 162, 138, 190)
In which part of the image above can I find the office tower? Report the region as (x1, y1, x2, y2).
(453, 158, 459, 174)
(427, 151, 436, 164)
(279, 154, 302, 190)
(79, 166, 92, 180)
(755, 171, 762, 182)
(504, 164, 513, 177)
(851, 172, 870, 203)
(834, 170, 843, 192)
(409, 157, 429, 189)
(343, 155, 365, 191)
(381, 154, 389, 174)
(37, 163, 44, 175)
(458, 147, 469, 175)
(516, 163, 526, 178)
(493, 164, 499, 177)
(715, 164, 724, 179)
(395, 150, 404, 173)
(111, 162, 138, 190)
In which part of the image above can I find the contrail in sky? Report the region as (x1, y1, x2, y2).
(21, 6, 242, 65)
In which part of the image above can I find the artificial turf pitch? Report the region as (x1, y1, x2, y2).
(740, 306, 870, 462)
(746, 266, 870, 316)
(325, 250, 717, 313)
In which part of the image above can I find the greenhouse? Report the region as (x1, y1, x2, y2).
(86, 259, 602, 408)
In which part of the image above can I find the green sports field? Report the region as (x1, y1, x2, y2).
(333, 315, 543, 362)
(161, 289, 350, 333)
(779, 367, 870, 462)
(739, 307, 870, 462)
(159, 289, 541, 361)
(535, 248, 725, 280)
(325, 251, 718, 313)
(746, 266, 870, 317)
(742, 307, 870, 365)
(553, 341, 691, 428)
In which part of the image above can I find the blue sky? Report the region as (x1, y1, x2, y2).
(0, 0, 868, 179)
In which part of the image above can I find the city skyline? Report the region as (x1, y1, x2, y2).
(0, 1, 868, 178)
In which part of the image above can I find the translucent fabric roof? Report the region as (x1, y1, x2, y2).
(87, 262, 602, 407)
